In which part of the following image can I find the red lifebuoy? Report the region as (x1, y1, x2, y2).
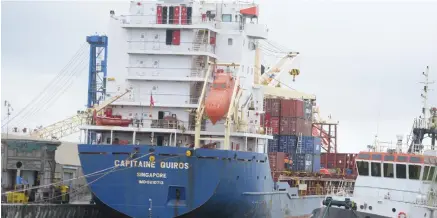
(398, 212, 407, 218)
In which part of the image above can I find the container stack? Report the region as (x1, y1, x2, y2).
(263, 98, 321, 173)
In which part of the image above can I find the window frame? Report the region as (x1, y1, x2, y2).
(423, 166, 435, 181)
(371, 162, 382, 177)
(396, 163, 407, 179)
(383, 162, 394, 178)
(408, 164, 422, 180)
(356, 160, 369, 176)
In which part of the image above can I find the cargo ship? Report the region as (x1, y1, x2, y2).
(77, 0, 356, 217)
(311, 67, 437, 218)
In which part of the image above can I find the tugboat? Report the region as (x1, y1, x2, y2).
(311, 67, 437, 218)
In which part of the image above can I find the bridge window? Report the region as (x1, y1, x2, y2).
(384, 155, 395, 161)
(358, 154, 370, 159)
(423, 166, 435, 181)
(408, 165, 421, 180)
(357, 161, 369, 176)
(396, 164, 407, 179)
(383, 163, 394, 178)
(371, 162, 381, 177)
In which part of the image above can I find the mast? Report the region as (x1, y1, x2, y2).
(420, 66, 433, 127)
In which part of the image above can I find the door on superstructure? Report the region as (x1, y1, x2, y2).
(169, 6, 174, 24)
(157, 136, 164, 146)
(172, 30, 181, 45)
(173, 6, 180, 24)
(162, 7, 168, 24)
(156, 5, 163, 24)
(166, 30, 173, 45)
(181, 6, 187, 24)
(158, 111, 165, 120)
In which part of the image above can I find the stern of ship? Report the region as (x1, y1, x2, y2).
(79, 144, 276, 218)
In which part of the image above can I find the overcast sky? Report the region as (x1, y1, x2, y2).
(1, 0, 437, 153)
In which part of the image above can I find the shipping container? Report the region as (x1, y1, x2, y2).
(268, 152, 286, 172)
(279, 117, 290, 135)
(313, 137, 322, 154)
(280, 99, 291, 117)
(271, 117, 280, 134)
(265, 99, 281, 117)
(294, 99, 304, 118)
(303, 119, 312, 136)
(296, 118, 306, 135)
(301, 136, 314, 154)
(268, 135, 280, 152)
(279, 99, 305, 118)
(321, 153, 358, 175)
(304, 100, 313, 121)
(291, 153, 306, 172)
(313, 154, 321, 173)
(260, 112, 272, 127)
(281, 136, 297, 154)
(286, 135, 297, 150)
(279, 136, 287, 152)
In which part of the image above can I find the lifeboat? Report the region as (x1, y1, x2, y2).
(93, 109, 132, 127)
(204, 71, 236, 124)
(95, 116, 132, 127)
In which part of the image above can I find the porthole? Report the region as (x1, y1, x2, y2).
(369, 206, 372, 210)
(392, 208, 396, 212)
(360, 205, 364, 210)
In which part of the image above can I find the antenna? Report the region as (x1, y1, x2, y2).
(420, 66, 434, 128)
(4, 101, 14, 138)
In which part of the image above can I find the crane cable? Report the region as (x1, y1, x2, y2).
(28, 46, 105, 124)
(3, 43, 88, 128)
(13, 50, 89, 128)
(14, 46, 88, 126)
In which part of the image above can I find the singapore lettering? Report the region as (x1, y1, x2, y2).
(114, 160, 189, 170)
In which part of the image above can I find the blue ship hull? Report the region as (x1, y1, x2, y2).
(79, 144, 323, 218)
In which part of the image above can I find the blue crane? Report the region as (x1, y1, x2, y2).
(86, 35, 108, 108)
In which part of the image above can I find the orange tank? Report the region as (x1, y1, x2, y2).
(204, 72, 235, 124)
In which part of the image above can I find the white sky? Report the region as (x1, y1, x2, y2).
(1, 0, 437, 153)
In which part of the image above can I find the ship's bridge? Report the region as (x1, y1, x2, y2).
(353, 151, 437, 204)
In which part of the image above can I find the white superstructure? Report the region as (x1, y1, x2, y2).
(80, 0, 280, 151)
(329, 144, 437, 218)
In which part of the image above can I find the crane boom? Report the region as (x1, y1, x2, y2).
(260, 52, 299, 87)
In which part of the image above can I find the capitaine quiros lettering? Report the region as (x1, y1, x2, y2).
(114, 160, 189, 169)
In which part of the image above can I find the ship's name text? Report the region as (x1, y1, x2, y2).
(114, 160, 189, 169)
